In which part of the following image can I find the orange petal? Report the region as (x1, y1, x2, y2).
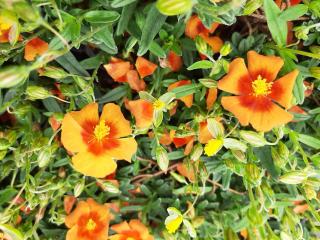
(65, 201, 90, 228)
(126, 70, 146, 92)
(72, 151, 117, 178)
(100, 103, 132, 137)
(206, 88, 218, 110)
(185, 15, 219, 39)
(104, 62, 131, 82)
(218, 58, 252, 95)
(61, 103, 99, 153)
(221, 96, 253, 126)
(198, 121, 213, 144)
(129, 220, 151, 239)
(269, 69, 298, 109)
(159, 131, 172, 145)
(66, 226, 86, 240)
(111, 221, 131, 233)
(184, 138, 194, 155)
(125, 99, 154, 129)
(87, 198, 110, 222)
(200, 34, 223, 54)
(24, 37, 48, 61)
(247, 50, 284, 81)
(103, 137, 137, 162)
(135, 56, 157, 78)
(166, 51, 182, 72)
(168, 80, 193, 108)
(249, 102, 293, 132)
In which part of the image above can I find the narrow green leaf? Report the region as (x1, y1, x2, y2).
(298, 134, 320, 149)
(116, 1, 137, 36)
(169, 84, 201, 98)
(187, 60, 214, 70)
(111, 0, 136, 8)
(83, 11, 120, 24)
(98, 85, 129, 103)
(279, 4, 308, 21)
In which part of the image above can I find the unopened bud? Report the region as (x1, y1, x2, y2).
(245, 163, 261, 185)
(190, 143, 203, 161)
(74, 179, 85, 197)
(279, 171, 308, 184)
(240, 130, 266, 147)
(220, 43, 232, 56)
(304, 184, 316, 200)
(0, 66, 29, 89)
(294, 26, 309, 40)
(156, 0, 193, 16)
(39, 66, 68, 79)
(156, 146, 169, 172)
(38, 148, 52, 168)
(26, 86, 51, 100)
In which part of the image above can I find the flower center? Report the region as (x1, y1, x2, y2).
(127, 238, 135, 240)
(204, 139, 224, 157)
(94, 120, 110, 141)
(153, 100, 165, 110)
(251, 75, 273, 96)
(86, 218, 97, 231)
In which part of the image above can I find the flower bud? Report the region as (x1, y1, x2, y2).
(38, 148, 52, 168)
(231, 150, 246, 163)
(190, 143, 203, 161)
(195, 36, 210, 55)
(309, 66, 320, 80)
(271, 146, 286, 169)
(74, 179, 85, 197)
(279, 171, 308, 184)
(39, 66, 69, 79)
(220, 43, 232, 56)
(207, 118, 224, 138)
(223, 138, 247, 152)
(156, 0, 193, 16)
(170, 171, 187, 184)
(294, 26, 309, 40)
(304, 184, 316, 200)
(245, 163, 261, 185)
(240, 130, 266, 147)
(0, 66, 29, 89)
(199, 79, 217, 88)
(156, 145, 169, 172)
(97, 180, 120, 194)
(26, 86, 51, 100)
(243, 0, 263, 15)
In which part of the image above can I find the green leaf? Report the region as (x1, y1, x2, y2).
(298, 134, 320, 149)
(98, 85, 129, 103)
(116, 1, 137, 36)
(156, 0, 193, 16)
(0, 188, 17, 206)
(169, 84, 201, 98)
(83, 10, 120, 24)
(263, 0, 287, 46)
(149, 41, 166, 58)
(279, 4, 308, 21)
(111, 0, 136, 8)
(56, 52, 89, 76)
(187, 60, 214, 70)
(137, 4, 167, 56)
(93, 28, 118, 54)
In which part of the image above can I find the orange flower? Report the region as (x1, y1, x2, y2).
(104, 59, 131, 83)
(125, 99, 154, 129)
(110, 219, 154, 240)
(198, 119, 224, 144)
(218, 51, 299, 132)
(199, 34, 224, 54)
(61, 103, 137, 178)
(0, 29, 23, 43)
(126, 70, 147, 92)
(185, 15, 219, 39)
(65, 198, 110, 240)
(49, 115, 61, 132)
(165, 51, 183, 72)
(206, 88, 218, 110)
(168, 80, 193, 108)
(135, 56, 158, 78)
(24, 37, 49, 61)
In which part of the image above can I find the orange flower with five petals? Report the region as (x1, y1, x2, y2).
(218, 51, 299, 132)
(125, 99, 154, 129)
(65, 198, 110, 240)
(61, 103, 137, 178)
(110, 219, 154, 240)
(24, 37, 49, 61)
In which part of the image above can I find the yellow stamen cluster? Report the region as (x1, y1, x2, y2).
(204, 139, 223, 157)
(252, 75, 273, 96)
(153, 99, 165, 110)
(94, 120, 110, 141)
(86, 218, 97, 231)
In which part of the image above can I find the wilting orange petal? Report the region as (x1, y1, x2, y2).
(135, 56, 157, 78)
(218, 58, 252, 95)
(206, 88, 218, 110)
(64, 196, 77, 215)
(126, 70, 146, 92)
(269, 69, 298, 109)
(103, 137, 137, 162)
(177, 162, 196, 182)
(72, 151, 117, 178)
(126, 99, 154, 129)
(184, 138, 194, 155)
(168, 80, 193, 108)
(65, 201, 90, 228)
(100, 103, 132, 138)
(200, 34, 223, 53)
(247, 50, 284, 81)
(104, 61, 131, 82)
(24, 37, 48, 61)
(128, 220, 150, 238)
(166, 51, 183, 72)
(61, 103, 99, 153)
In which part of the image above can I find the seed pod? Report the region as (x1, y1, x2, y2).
(26, 86, 51, 100)
(0, 66, 29, 89)
(38, 148, 52, 168)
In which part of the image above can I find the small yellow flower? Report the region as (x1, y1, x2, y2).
(153, 99, 165, 110)
(165, 207, 183, 234)
(204, 138, 224, 156)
